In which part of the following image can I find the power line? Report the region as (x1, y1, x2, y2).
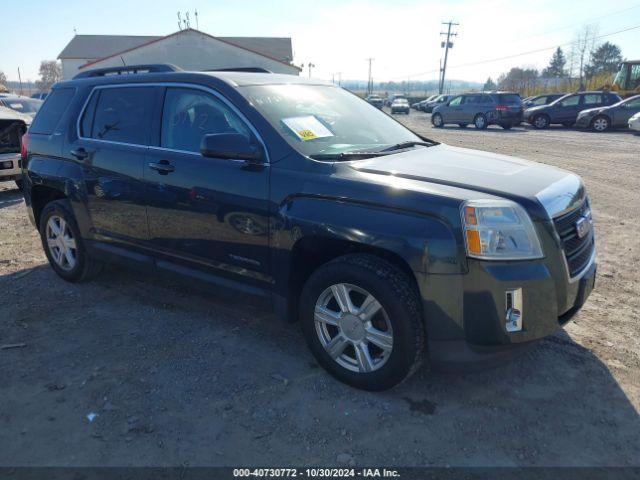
(390, 22, 640, 80)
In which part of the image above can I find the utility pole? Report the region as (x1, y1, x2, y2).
(336, 72, 342, 87)
(439, 21, 458, 94)
(18, 67, 23, 95)
(307, 63, 315, 78)
(366, 58, 374, 95)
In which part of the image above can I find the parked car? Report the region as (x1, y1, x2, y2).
(366, 95, 384, 109)
(629, 111, 640, 132)
(31, 92, 49, 100)
(390, 98, 410, 114)
(525, 91, 621, 129)
(416, 95, 439, 111)
(0, 94, 43, 118)
(432, 92, 523, 129)
(522, 93, 566, 109)
(0, 106, 30, 189)
(575, 94, 640, 132)
(22, 65, 596, 390)
(384, 93, 406, 107)
(424, 94, 453, 113)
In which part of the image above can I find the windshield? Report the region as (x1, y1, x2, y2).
(241, 84, 423, 158)
(1, 98, 42, 114)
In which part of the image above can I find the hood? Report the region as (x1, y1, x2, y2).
(347, 144, 583, 219)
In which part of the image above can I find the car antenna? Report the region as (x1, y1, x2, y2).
(120, 56, 126, 67)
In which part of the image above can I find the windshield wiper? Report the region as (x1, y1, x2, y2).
(309, 151, 391, 160)
(380, 140, 437, 152)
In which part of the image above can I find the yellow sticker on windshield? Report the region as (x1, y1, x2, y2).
(282, 116, 334, 141)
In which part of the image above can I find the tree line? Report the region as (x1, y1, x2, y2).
(0, 60, 62, 93)
(483, 27, 625, 96)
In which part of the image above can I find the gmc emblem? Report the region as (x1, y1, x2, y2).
(575, 216, 592, 239)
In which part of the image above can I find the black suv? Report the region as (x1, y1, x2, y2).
(432, 92, 523, 129)
(525, 91, 621, 129)
(21, 65, 596, 390)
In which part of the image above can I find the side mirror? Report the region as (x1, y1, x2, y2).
(200, 133, 263, 162)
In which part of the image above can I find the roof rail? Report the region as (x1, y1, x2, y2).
(73, 64, 182, 79)
(206, 67, 273, 73)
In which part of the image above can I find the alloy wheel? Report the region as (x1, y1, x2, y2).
(314, 283, 393, 373)
(45, 215, 77, 271)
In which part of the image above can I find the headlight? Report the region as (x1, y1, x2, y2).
(461, 200, 543, 260)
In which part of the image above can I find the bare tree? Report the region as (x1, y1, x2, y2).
(569, 25, 598, 90)
(35, 60, 62, 92)
(0, 70, 6, 85)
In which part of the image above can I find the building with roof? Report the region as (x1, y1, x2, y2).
(58, 29, 298, 79)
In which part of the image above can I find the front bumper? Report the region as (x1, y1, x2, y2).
(575, 115, 594, 128)
(420, 253, 596, 370)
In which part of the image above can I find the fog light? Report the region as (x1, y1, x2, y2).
(1, 160, 13, 170)
(505, 288, 523, 332)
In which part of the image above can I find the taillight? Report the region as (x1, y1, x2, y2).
(20, 132, 28, 160)
(495, 105, 508, 111)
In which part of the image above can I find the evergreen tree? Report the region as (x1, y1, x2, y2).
(483, 77, 497, 90)
(542, 47, 567, 78)
(585, 42, 623, 78)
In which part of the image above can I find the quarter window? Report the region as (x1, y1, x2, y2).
(90, 87, 153, 145)
(30, 88, 76, 135)
(160, 88, 250, 153)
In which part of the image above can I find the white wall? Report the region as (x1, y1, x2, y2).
(61, 59, 93, 80)
(79, 30, 299, 76)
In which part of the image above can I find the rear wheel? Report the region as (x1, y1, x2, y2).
(533, 114, 550, 129)
(432, 113, 444, 128)
(591, 115, 610, 132)
(474, 114, 488, 130)
(300, 254, 425, 391)
(39, 200, 103, 282)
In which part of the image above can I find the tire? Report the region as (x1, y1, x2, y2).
(591, 115, 610, 132)
(458, 123, 468, 128)
(432, 113, 444, 128)
(300, 254, 425, 391)
(533, 114, 550, 129)
(39, 199, 103, 282)
(474, 114, 488, 130)
(501, 123, 512, 130)
(15, 179, 23, 190)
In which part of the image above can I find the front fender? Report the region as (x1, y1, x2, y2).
(273, 195, 461, 275)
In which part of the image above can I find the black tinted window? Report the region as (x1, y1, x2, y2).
(30, 88, 75, 135)
(79, 92, 99, 137)
(91, 87, 153, 145)
(496, 94, 521, 104)
(161, 88, 250, 153)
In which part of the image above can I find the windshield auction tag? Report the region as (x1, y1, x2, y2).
(282, 116, 333, 141)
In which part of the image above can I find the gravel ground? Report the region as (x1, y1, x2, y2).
(0, 115, 639, 468)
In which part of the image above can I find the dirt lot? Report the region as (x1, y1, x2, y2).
(1, 116, 639, 468)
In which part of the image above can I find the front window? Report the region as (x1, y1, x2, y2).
(449, 96, 463, 106)
(240, 84, 423, 158)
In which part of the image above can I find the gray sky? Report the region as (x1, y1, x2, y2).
(1, 0, 639, 83)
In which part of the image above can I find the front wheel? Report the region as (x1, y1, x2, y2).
(39, 199, 103, 282)
(591, 115, 610, 132)
(533, 114, 550, 129)
(300, 254, 425, 391)
(432, 113, 444, 128)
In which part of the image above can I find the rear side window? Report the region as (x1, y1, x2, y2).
(89, 87, 154, 145)
(30, 88, 76, 135)
(560, 95, 579, 107)
(583, 94, 602, 106)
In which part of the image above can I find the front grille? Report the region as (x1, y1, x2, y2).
(553, 199, 595, 278)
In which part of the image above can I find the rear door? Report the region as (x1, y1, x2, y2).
(143, 86, 271, 284)
(71, 85, 159, 244)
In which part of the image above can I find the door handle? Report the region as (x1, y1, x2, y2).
(148, 160, 175, 175)
(70, 148, 90, 160)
